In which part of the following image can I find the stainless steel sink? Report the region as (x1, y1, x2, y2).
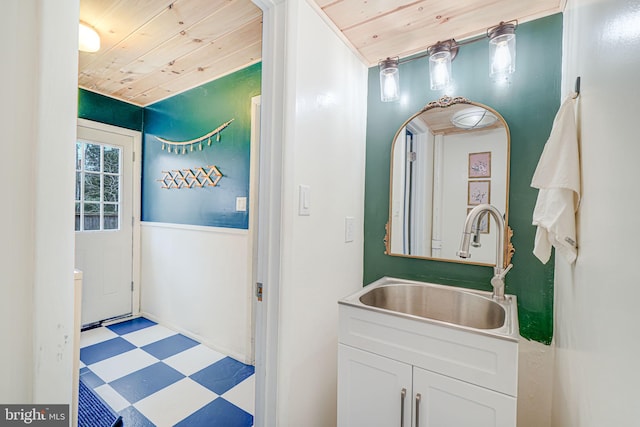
(339, 277, 518, 340)
(359, 284, 505, 330)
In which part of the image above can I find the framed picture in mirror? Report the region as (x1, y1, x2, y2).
(468, 180, 491, 205)
(469, 151, 491, 178)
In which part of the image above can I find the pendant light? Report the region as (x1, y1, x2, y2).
(427, 40, 458, 91)
(377, 20, 517, 101)
(378, 57, 400, 102)
(488, 22, 517, 82)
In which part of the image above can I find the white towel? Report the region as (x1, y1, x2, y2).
(531, 96, 580, 264)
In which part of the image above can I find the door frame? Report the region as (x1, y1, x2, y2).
(77, 118, 142, 320)
(251, 1, 286, 425)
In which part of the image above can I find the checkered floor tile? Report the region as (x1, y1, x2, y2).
(80, 318, 254, 427)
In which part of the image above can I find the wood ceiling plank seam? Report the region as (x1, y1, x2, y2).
(306, 0, 369, 65)
(133, 43, 262, 105)
(158, 40, 263, 92)
(163, 16, 262, 74)
(79, 1, 178, 71)
(316, 0, 341, 8)
(107, 21, 261, 101)
(80, 1, 260, 93)
(327, 0, 425, 32)
(345, 0, 556, 63)
(343, 0, 501, 46)
(130, 0, 262, 71)
(80, 0, 249, 74)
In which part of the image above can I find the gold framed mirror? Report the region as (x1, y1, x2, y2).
(384, 96, 514, 267)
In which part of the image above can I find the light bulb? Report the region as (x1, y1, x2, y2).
(489, 30, 516, 81)
(379, 58, 400, 102)
(429, 50, 452, 90)
(79, 23, 100, 52)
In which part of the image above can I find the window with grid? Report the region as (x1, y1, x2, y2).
(75, 141, 121, 231)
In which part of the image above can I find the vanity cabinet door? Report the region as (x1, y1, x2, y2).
(412, 367, 516, 427)
(338, 344, 412, 427)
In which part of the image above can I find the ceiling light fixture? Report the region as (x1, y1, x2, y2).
(378, 20, 517, 102)
(488, 22, 517, 82)
(427, 40, 458, 91)
(79, 22, 100, 53)
(451, 107, 498, 129)
(378, 57, 400, 102)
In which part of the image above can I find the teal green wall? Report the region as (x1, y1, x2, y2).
(142, 63, 261, 228)
(364, 14, 562, 343)
(78, 88, 143, 131)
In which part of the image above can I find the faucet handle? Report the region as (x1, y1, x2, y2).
(499, 263, 513, 278)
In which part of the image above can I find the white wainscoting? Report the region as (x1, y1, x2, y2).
(140, 222, 253, 364)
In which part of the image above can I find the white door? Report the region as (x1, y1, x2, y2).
(75, 121, 138, 326)
(412, 366, 517, 427)
(337, 344, 412, 427)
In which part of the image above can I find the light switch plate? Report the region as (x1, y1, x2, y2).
(345, 216, 355, 242)
(236, 196, 247, 212)
(299, 185, 311, 216)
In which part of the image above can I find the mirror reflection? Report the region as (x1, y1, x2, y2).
(385, 96, 510, 266)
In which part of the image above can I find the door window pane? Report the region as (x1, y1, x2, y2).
(104, 204, 119, 230)
(84, 173, 101, 202)
(103, 175, 119, 202)
(76, 142, 83, 171)
(75, 172, 81, 201)
(104, 146, 120, 173)
(84, 203, 100, 231)
(84, 143, 101, 172)
(75, 203, 81, 231)
(75, 141, 122, 232)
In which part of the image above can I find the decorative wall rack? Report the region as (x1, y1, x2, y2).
(156, 119, 234, 154)
(157, 165, 222, 189)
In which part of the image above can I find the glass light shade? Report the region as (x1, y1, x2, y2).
(489, 33, 516, 80)
(79, 23, 100, 52)
(379, 58, 399, 102)
(451, 107, 498, 129)
(429, 50, 452, 91)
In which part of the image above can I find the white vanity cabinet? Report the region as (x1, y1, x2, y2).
(337, 280, 519, 427)
(338, 344, 516, 427)
(338, 345, 412, 427)
(412, 365, 516, 426)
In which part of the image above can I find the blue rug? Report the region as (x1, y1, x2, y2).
(78, 380, 122, 427)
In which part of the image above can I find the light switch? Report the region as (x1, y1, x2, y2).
(299, 185, 311, 216)
(236, 196, 247, 212)
(345, 217, 355, 242)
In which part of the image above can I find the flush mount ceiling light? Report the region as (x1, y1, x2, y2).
(451, 107, 498, 130)
(79, 22, 100, 53)
(378, 20, 517, 102)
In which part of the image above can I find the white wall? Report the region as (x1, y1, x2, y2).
(440, 128, 507, 262)
(274, 0, 368, 425)
(552, 0, 640, 425)
(140, 223, 254, 362)
(0, 0, 78, 405)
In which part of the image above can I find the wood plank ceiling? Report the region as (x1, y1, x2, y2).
(78, 0, 564, 107)
(78, 0, 263, 106)
(313, 0, 564, 65)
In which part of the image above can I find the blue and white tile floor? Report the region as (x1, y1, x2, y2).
(79, 317, 255, 426)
